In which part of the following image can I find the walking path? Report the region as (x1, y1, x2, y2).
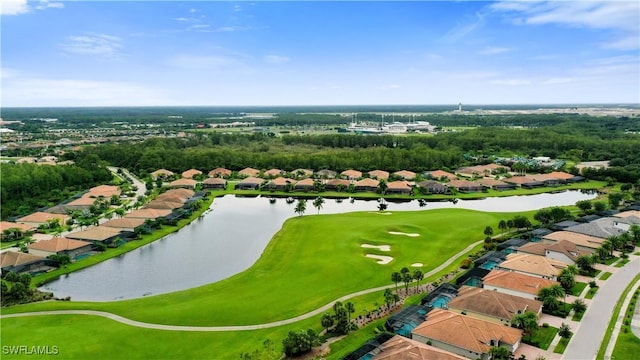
(562, 256, 640, 360)
(0, 239, 483, 331)
(603, 276, 640, 359)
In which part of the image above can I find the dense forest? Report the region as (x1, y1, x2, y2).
(0, 160, 113, 219)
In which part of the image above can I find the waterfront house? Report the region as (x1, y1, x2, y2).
(417, 181, 450, 194)
(28, 237, 92, 259)
(235, 177, 265, 190)
(386, 181, 412, 195)
(168, 178, 197, 189)
(448, 180, 484, 193)
(341, 169, 363, 181)
(482, 270, 558, 300)
(268, 177, 294, 191)
(447, 286, 542, 325)
(372, 335, 466, 360)
(102, 218, 147, 233)
(293, 178, 315, 192)
(393, 170, 416, 180)
(1, 251, 50, 275)
(368, 170, 390, 180)
(503, 176, 545, 189)
(476, 178, 516, 191)
(496, 253, 566, 280)
(125, 209, 172, 221)
(324, 179, 350, 191)
(67, 226, 123, 246)
(202, 177, 227, 190)
(354, 178, 379, 192)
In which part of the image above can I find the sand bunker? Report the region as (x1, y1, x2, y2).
(388, 231, 420, 237)
(365, 254, 393, 265)
(361, 244, 391, 251)
(411, 263, 423, 267)
(369, 212, 392, 215)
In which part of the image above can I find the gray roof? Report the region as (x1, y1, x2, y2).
(564, 216, 640, 239)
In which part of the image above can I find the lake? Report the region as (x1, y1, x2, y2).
(39, 190, 597, 301)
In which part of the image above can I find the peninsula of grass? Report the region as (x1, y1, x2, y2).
(586, 287, 599, 299)
(522, 325, 558, 350)
(553, 336, 571, 354)
(615, 258, 631, 268)
(3, 208, 533, 327)
(600, 272, 613, 281)
(570, 282, 588, 296)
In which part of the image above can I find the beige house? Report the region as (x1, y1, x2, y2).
(0, 222, 36, 239)
(66, 226, 123, 245)
(168, 178, 197, 189)
(101, 218, 147, 232)
(354, 178, 379, 192)
(373, 335, 466, 360)
(28, 237, 92, 258)
(428, 170, 457, 181)
(16, 212, 70, 228)
(542, 231, 605, 253)
(393, 170, 416, 180)
(497, 253, 566, 280)
(208, 167, 232, 178)
(202, 177, 227, 189)
(264, 168, 284, 178)
(368, 170, 389, 180)
(181, 168, 202, 179)
(447, 286, 542, 325)
(386, 180, 412, 194)
(412, 309, 522, 360)
(517, 240, 588, 265)
(150, 169, 174, 180)
(341, 169, 362, 181)
(235, 177, 265, 190)
(1, 251, 49, 275)
(238, 167, 260, 177)
(125, 209, 172, 220)
(482, 270, 559, 300)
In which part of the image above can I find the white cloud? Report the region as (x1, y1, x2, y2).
(543, 77, 578, 85)
(167, 54, 246, 70)
(61, 34, 123, 57)
(264, 55, 290, 64)
(491, 78, 531, 86)
(1, 0, 29, 15)
(2, 76, 170, 107)
(1, 0, 63, 15)
(442, 12, 486, 42)
(478, 47, 512, 55)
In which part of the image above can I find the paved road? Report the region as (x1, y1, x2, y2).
(0, 239, 482, 331)
(563, 257, 640, 360)
(107, 166, 147, 198)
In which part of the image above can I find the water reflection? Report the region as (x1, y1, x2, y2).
(40, 190, 597, 301)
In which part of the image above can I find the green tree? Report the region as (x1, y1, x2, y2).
(282, 329, 319, 357)
(345, 302, 355, 324)
(558, 268, 576, 293)
(498, 220, 508, 235)
(294, 199, 307, 217)
(512, 311, 539, 337)
(576, 255, 595, 273)
(538, 284, 565, 311)
(484, 226, 494, 237)
(383, 288, 394, 309)
(413, 269, 424, 291)
(17, 273, 32, 287)
(593, 201, 607, 213)
(576, 200, 592, 213)
(391, 272, 401, 292)
(320, 312, 334, 333)
(572, 299, 586, 314)
(489, 346, 512, 360)
(312, 197, 324, 214)
(558, 323, 572, 338)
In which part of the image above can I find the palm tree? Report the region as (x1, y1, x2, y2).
(413, 269, 424, 292)
(402, 271, 413, 293)
(345, 302, 355, 324)
(576, 255, 595, 274)
(321, 313, 334, 333)
(312, 197, 325, 214)
(391, 272, 401, 292)
(512, 311, 539, 337)
(498, 220, 508, 236)
(383, 288, 394, 308)
(294, 199, 307, 216)
(538, 285, 565, 311)
(558, 268, 576, 293)
(596, 246, 610, 263)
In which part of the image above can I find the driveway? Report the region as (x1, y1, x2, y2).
(562, 256, 640, 360)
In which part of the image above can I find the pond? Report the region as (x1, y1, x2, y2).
(39, 190, 597, 301)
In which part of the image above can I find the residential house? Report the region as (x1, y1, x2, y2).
(482, 270, 559, 300)
(238, 167, 260, 178)
(372, 335, 466, 360)
(293, 178, 315, 192)
(448, 180, 484, 193)
(411, 308, 523, 360)
(1, 251, 50, 275)
(427, 170, 457, 181)
(517, 240, 586, 265)
(341, 169, 363, 181)
(168, 178, 197, 189)
(503, 176, 545, 189)
(496, 253, 566, 280)
(355, 178, 379, 192)
(28, 237, 92, 259)
(150, 169, 174, 180)
(613, 210, 640, 219)
(102, 218, 147, 234)
(541, 231, 605, 253)
(268, 177, 294, 191)
(447, 286, 543, 325)
(564, 216, 640, 240)
(264, 168, 284, 178)
(86, 185, 121, 198)
(0, 222, 35, 240)
(550, 220, 581, 231)
(529, 228, 554, 242)
(16, 212, 70, 228)
(393, 170, 416, 180)
(457, 164, 509, 178)
(65, 195, 98, 211)
(316, 169, 337, 179)
(324, 179, 350, 191)
(158, 188, 194, 200)
(368, 170, 390, 180)
(235, 177, 264, 190)
(66, 226, 123, 246)
(417, 181, 449, 194)
(144, 200, 184, 210)
(386, 181, 412, 195)
(475, 178, 516, 191)
(208, 167, 232, 178)
(181, 168, 202, 179)
(125, 209, 172, 221)
(290, 169, 313, 178)
(202, 177, 227, 189)
(530, 172, 574, 186)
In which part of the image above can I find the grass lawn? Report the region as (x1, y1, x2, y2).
(615, 259, 631, 268)
(1, 240, 20, 250)
(586, 287, 599, 299)
(553, 336, 571, 354)
(571, 282, 588, 296)
(612, 329, 640, 359)
(4, 208, 529, 327)
(604, 257, 619, 265)
(596, 274, 640, 359)
(326, 319, 388, 359)
(600, 272, 613, 280)
(571, 310, 585, 321)
(523, 326, 558, 350)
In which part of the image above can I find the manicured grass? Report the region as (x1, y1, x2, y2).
(553, 336, 571, 354)
(5, 208, 531, 327)
(615, 259, 631, 268)
(326, 319, 388, 359)
(571, 282, 588, 296)
(523, 326, 558, 350)
(586, 287, 599, 299)
(604, 257, 619, 265)
(572, 310, 585, 321)
(1, 240, 20, 250)
(600, 272, 613, 281)
(612, 329, 640, 359)
(595, 274, 640, 360)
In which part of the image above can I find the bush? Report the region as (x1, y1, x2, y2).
(542, 323, 549, 328)
(460, 258, 474, 269)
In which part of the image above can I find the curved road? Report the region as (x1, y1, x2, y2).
(0, 240, 482, 331)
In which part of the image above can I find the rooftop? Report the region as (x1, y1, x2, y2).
(482, 270, 558, 296)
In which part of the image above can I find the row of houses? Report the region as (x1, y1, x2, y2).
(352, 207, 640, 360)
(0, 188, 202, 276)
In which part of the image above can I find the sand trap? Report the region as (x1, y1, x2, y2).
(388, 231, 420, 237)
(365, 254, 393, 265)
(361, 244, 391, 251)
(369, 212, 392, 215)
(411, 263, 423, 267)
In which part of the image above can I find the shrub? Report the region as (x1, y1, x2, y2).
(542, 323, 549, 328)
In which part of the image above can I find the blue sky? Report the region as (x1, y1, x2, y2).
(1, 1, 639, 107)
